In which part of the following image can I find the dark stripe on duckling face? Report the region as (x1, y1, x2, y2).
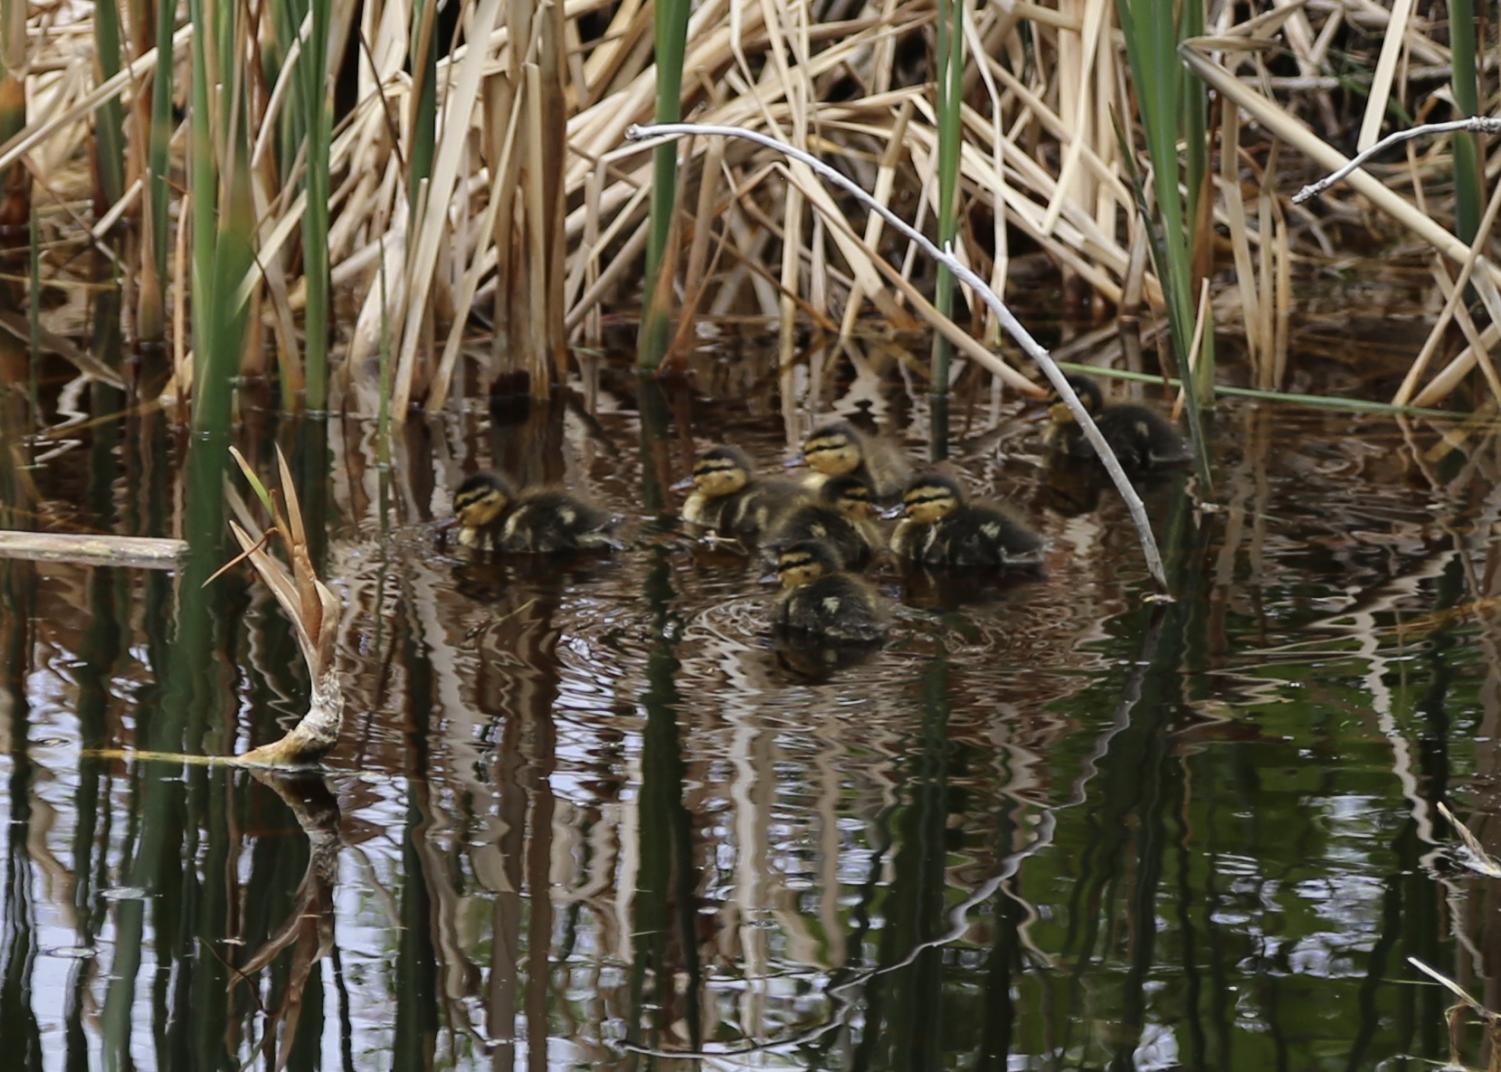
(691, 451, 749, 497)
(775, 541, 837, 588)
(453, 477, 510, 528)
(802, 429, 862, 476)
(1051, 376, 1104, 425)
(902, 481, 960, 524)
(822, 476, 873, 518)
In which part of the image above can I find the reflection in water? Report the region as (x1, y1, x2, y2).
(11, 338, 1501, 1068)
(234, 772, 342, 1066)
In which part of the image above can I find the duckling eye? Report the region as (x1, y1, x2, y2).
(906, 489, 950, 508)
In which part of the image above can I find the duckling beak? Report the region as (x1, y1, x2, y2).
(880, 503, 906, 521)
(670, 475, 695, 491)
(782, 456, 805, 469)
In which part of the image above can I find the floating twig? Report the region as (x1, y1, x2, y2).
(624, 121, 1169, 591)
(0, 531, 189, 569)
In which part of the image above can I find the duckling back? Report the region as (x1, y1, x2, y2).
(856, 434, 913, 500)
(498, 489, 618, 553)
(769, 501, 873, 568)
(1048, 387, 1187, 471)
(895, 502, 1041, 568)
(1095, 405, 1190, 469)
(774, 573, 886, 644)
(688, 477, 803, 540)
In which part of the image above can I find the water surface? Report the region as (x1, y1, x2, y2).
(2, 349, 1498, 1070)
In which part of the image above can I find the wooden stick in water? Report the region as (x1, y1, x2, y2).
(0, 531, 188, 569)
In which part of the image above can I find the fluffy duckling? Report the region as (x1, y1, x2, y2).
(682, 445, 804, 540)
(772, 539, 887, 644)
(801, 420, 912, 499)
(892, 472, 1043, 569)
(1046, 376, 1189, 470)
(453, 471, 617, 553)
(768, 474, 884, 568)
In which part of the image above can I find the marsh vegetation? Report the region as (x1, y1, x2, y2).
(4, 1, 1501, 1069)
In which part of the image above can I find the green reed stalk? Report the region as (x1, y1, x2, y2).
(930, 0, 963, 437)
(135, 0, 174, 342)
(186, 0, 254, 434)
(1448, 0, 1481, 245)
(299, 0, 332, 410)
(1054, 360, 1460, 418)
(1116, 0, 1213, 492)
(408, 0, 438, 212)
(0, 0, 29, 236)
(1180, 0, 1213, 407)
(27, 195, 37, 402)
(377, 237, 392, 467)
(637, 0, 692, 371)
(91, 0, 125, 213)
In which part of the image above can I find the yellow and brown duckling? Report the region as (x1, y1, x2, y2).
(767, 474, 884, 568)
(800, 420, 912, 500)
(1046, 375, 1189, 471)
(682, 444, 804, 540)
(891, 472, 1043, 569)
(772, 539, 887, 644)
(453, 471, 618, 553)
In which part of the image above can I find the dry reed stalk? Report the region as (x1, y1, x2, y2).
(1219, 101, 1260, 379)
(1356, 0, 1414, 152)
(228, 447, 343, 767)
(14, 0, 1493, 420)
(1395, 169, 1501, 405)
(1171, 278, 1213, 421)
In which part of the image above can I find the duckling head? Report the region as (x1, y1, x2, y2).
(454, 471, 515, 529)
(802, 421, 863, 477)
(691, 445, 753, 499)
(1049, 375, 1104, 426)
(901, 472, 965, 525)
(775, 539, 841, 590)
(821, 474, 874, 520)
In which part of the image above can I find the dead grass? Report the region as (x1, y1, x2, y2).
(5, 0, 1499, 412)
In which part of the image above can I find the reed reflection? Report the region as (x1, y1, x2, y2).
(0, 323, 39, 1067)
(627, 379, 702, 1054)
(627, 545, 701, 1055)
(233, 771, 343, 1068)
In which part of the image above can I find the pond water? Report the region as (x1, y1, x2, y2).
(2, 330, 1499, 1070)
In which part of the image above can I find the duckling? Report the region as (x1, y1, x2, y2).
(1046, 375, 1189, 470)
(801, 420, 912, 499)
(682, 445, 804, 540)
(772, 539, 887, 644)
(767, 474, 884, 568)
(453, 471, 618, 553)
(892, 472, 1043, 569)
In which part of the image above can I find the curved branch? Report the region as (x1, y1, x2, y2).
(624, 121, 1169, 591)
(1292, 116, 1501, 204)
